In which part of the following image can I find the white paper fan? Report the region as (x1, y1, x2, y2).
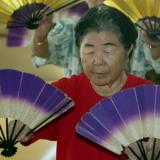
(0, 69, 74, 157)
(76, 85, 160, 159)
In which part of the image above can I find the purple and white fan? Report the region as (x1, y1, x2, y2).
(76, 85, 160, 159)
(0, 69, 74, 157)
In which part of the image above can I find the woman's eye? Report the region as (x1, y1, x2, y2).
(86, 51, 94, 55)
(104, 47, 115, 53)
(104, 50, 111, 54)
(104, 49, 112, 54)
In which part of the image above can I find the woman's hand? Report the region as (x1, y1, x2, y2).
(140, 19, 160, 60)
(34, 15, 53, 42)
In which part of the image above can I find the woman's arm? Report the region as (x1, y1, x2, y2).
(32, 15, 54, 58)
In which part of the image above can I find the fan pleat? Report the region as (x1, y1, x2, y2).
(83, 112, 123, 153)
(154, 87, 160, 139)
(90, 100, 130, 146)
(104, 0, 160, 22)
(104, 0, 160, 37)
(76, 120, 122, 154)
(0, 0, 82, 29)
(135, 85, 157, 138)
(111, 88, 143, 142)
(76, 84, 160, 156)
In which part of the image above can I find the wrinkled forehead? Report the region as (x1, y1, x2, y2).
(81, 31, 119, 42)
(80, 25, 122, 46)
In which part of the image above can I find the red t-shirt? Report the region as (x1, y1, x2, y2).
(28, 73, 152, 160)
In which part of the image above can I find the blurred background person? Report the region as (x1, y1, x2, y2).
(32, 0, 104, 77)
(130, 20, 160, 84)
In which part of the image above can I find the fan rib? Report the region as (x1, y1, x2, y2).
(46, 0, 81, 16)
(31, 83, 46, 106)
(135, 22, 147, 32)
(155, 151, 160, 160)
(0, 125, 6, 143)
(137, 141, 147, 160)
(35, 6, 50, 19)
(0, 136, 3, 142)
(6, 118, 9, 143)
(9, 120, 17, 142)
(12, 124, 26, 144)
(110, 98, 132, 142)
(25, 99, 72, 137)
(111, 98, 128, 128)
(128, 146, 141, 160)
(151, 139, 156, 160)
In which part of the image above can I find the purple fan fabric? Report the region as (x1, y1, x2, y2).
(76, 119, 108, 145)
(7, 27, 28, 47)
(6, 2, 88, 46)
(155, 86, 160, 114)
(0, 69, 74, 113)
(8, 1, 85, 29)
(81, 112, 112, 140)
(69, 2, 88, 17)
(135, 85, 156, 117)
(91, 100, 123, 136)
(0, 69, 21, 97)
(8, 3, 46, 29)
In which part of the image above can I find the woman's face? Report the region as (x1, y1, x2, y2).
(85, 0, 104, 8)
(80, 31, 129, 86)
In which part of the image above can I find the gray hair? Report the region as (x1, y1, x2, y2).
(75, 5, 138, 52)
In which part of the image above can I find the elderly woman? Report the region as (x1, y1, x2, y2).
(20, 5, 152, 160)
(130, 26, 160, 84)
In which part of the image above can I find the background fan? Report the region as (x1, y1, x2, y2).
(76, 85, 160, 159)
(0, 0, 82, 29)
(0, 23, 33, 47)
(6, 27, 32, 47)
(0, 69, 74, 157)
(104, 0, 160, 40)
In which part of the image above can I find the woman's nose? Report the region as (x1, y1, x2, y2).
(93, 53, 105, 65)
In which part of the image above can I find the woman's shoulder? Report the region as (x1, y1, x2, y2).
(125, 73, 153, 89)
(51, 72, 89, 95)
(52, 72, 90, 100)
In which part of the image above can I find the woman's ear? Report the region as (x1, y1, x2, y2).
(124, 44, 135, 71)
(127, 44, 135, 57)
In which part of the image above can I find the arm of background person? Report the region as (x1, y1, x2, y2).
(32, 15, 53, 59)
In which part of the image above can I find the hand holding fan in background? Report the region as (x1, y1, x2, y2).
(76, 85, 160, 159)
(104, 0, 160, 41)
(0, 69, 74, 157)
(125, 138, 160, 160)
(6, 15, 53, 47)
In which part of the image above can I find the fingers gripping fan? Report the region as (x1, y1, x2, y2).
(0, 0, 81, 29)
(0, 69, 74, 157)
(104, 0, 160, 40)
(76, 85, 160, 159)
